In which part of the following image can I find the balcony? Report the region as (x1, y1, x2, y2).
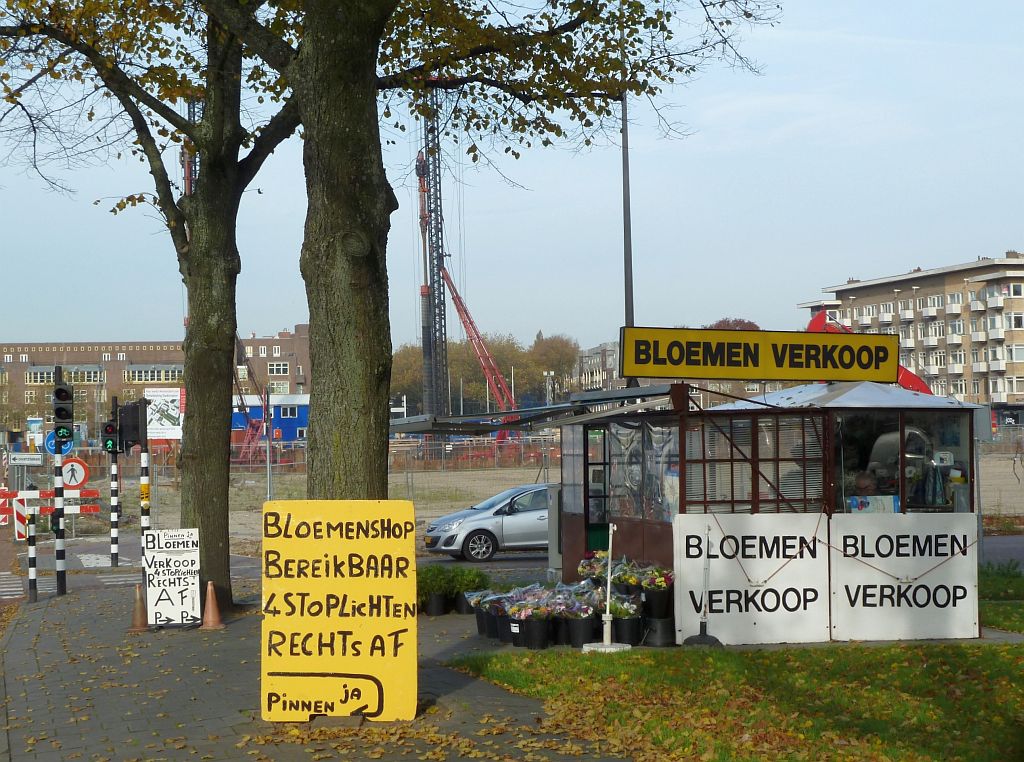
(946, 333, 963, 345)
(923, 364, 940, 376)
(858, 316, 874, 327)
(948, 363, 965, 375)
(972, 361, 989, 373)
(988, 295, 1005, 309)
(989, 359, 1007, 372)
(899, 310, 915, 321)
(921, 306, 940, 319)
(971, 331, 988, 343)
(970, 300, 986, 312)
(944, 303, 962, 315)
(988, 327, 1005, 341)
(901, 337, 915, 348)
(838, 318, 853, 328)
(879, 312, 894, 324)
(991, 392, 1008, 403)
(922, 336, 940, 348)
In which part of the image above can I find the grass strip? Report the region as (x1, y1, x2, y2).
(454, 643, 1024, 761)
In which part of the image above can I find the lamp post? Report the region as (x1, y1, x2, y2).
(543, 371, 555, 406)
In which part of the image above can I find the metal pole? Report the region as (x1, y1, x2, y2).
(54, 449, 66, 596)
(27, 490, 36, 603)
(265, 387, 273, 501)
(110, 397, 119, 567)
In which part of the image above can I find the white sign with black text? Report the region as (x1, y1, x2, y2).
(830, 514, 978, 641)
(143, 528, 201, 626)
(673, 514, 830, 645)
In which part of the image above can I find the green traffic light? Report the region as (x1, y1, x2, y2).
(55, 425, 73, 440)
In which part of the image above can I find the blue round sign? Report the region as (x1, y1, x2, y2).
(44, 430, 74, 457)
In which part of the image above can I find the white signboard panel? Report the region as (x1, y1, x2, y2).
(673, 513, 830, 645)
(143, 529, 201, 626)
(8, 453, 44, 466)
(830, 514, 978, 641)
(145, 388, 185, 440)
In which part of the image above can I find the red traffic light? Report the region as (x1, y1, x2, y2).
(102, 421, 117, 437)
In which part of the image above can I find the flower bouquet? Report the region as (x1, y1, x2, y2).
(611, 558, 643, 595)
(577, 550, 608, 581)
(609, 595, 643, 645)
(640, 565, 674, 619)
(608, 596, 640, 620)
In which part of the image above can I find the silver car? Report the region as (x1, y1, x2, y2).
(423, 484, 555, 561)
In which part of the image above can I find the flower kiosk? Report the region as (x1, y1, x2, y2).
(558, 327, 982, 645)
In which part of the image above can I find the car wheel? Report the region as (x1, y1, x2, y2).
(462, 530, 497, 562)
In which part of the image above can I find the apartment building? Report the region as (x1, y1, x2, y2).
(803, 251, 1024, 410)
(0, 324, 310, 432)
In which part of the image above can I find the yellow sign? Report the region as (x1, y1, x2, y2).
(261, 500, 418, 722)
(620, 327, 899, 382)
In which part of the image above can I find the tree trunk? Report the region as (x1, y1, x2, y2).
(178, 185, 241, 607)
(176, 19, 246, 606)
(294, 2, 398, 500)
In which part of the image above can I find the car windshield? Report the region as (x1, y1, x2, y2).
(471, 486, 533, 511)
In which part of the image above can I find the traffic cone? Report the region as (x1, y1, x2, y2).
(200, 581, 225, 630)
(127, 584, 148, 633)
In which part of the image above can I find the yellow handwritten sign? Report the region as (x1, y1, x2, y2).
(261, 500, 417, 722)
(620, 327, 899, 382)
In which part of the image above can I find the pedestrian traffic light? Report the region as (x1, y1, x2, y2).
(101, 420, 119, 453)
(53, 383, 74, 442)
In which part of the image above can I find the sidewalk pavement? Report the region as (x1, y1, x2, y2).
(0, 571, 623, 762)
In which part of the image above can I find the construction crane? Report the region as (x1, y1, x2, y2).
(417, 90, 516, 419)
(416, 87, 449, 418)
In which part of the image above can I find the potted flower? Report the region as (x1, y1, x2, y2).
(609, 596, 643, 646)
(611, 559, 642, 596)
(416, 564, 452, 616)
(452, 567, 490, 615)
(641, 566, 674, 619)
(555, 598, 596, 648)
(510, 602, 553, 650)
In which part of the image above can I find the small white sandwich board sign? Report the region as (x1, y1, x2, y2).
(143, 529, 201, 626)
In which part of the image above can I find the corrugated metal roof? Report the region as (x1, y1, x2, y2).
(710, 382, 979, 411)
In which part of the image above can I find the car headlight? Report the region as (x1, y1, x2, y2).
(439, 518, 464, 532)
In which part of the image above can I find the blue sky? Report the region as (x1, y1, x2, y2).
(3, 1, 1022, 350)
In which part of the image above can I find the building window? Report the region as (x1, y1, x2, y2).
(971, 379, 980, 395)
(898, 299, 911, 311)
(927, 294, 945, 308)
(117, 353, 126, 361)
(948, 319, 964, 335)
(948, 292, 963, 304)
(25, 370, 55, 385)
(951, 378, 966, 395)
(246, 346, 254, 357)
(1006, 345, 1024, 362)
(296, 365, 303, 377)
(297, 427, 307, 439)
(102, 353, 111, 361)
(267, 381, 289, 394)
(19, 354, 28, 362)
(268, 362, 289, 376)
(971, 348, 980, 363)
(3, 354, 10, 363)
(259, 346, 267, 357)
(916, 323, 927, 338)
(1006, 313, 1024, 330)
(237, 366, 249, 380)
(67, 370, 105, 384)
(24, 390, 36, 404)
(916, 297, 926, 310)
(951, 349, 965, 364)
(1012, 284, 1023, 297)
(280, 405, 298, 418)
(73, 389, 89, 403)
(272, 345, 281, 357)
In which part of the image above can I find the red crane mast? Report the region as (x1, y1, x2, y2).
(440, 267, 516, 412)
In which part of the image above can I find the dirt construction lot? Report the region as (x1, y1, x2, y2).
(73, 466, 548, 554)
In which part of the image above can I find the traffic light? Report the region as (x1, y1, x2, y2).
(53, 383, 74, 442)
(118, 402, 140, 451)
(101, 420, 119, 453)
